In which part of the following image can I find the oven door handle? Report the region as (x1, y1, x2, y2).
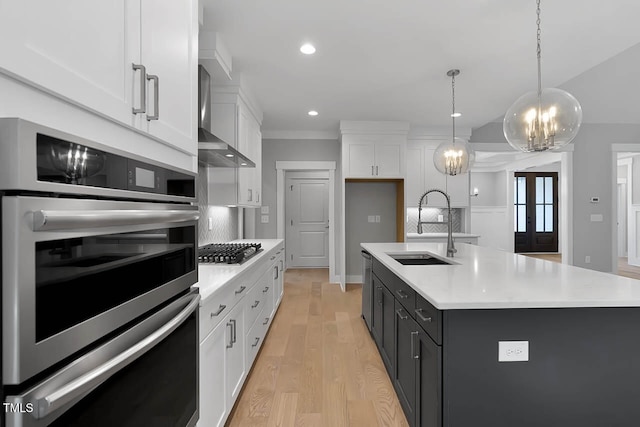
(32, 209, 199, 231)
(31, 292, 201, 419)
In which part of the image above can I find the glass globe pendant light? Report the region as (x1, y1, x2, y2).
(503, 0, 582, 152)
(434, 69, 475, 176)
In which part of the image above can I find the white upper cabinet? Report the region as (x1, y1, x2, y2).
(0, 0, 197, 157)
(207, 89, 263, 208)
(340, 121, 409, 179)
(138, 0, 198, 154)
(343, 139, 404, 178)
(406, 143, 425, 207)
(0, 1, 137, 126)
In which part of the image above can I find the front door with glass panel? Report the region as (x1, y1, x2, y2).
(514, 172, 558, 253)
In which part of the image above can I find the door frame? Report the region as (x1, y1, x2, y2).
(276, 161, 337, 282)
(614, 153, 637, 270)
(513, 172, 559, 253)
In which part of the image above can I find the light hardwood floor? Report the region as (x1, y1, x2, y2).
(226, 268, 408, 427)
(522, 253, 640, 280)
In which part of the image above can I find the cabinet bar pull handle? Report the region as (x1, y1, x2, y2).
(396, 289, 409, 299)
(396, 308, 408, 320)
(279, 260, 283, 272)
(263, 317, 269, 325)
(411, 331, 419, 359)
(230, 319, 237, 344)
(376, 286, 383, 305)
(270, 256, 276, 261)
(248, 189, 253, 201)
(376, 165, 379, 175)
(210, 304, 226, 317)
(274, 265, 279, 279)
(263, 286, 269, 293)
(257, 191, 260, 203)
(226, 322, 234, 348)
(371, 165, 375, 176)
(251, 300, 260, 309)
(146, 74, 159, 121)
(132, 63, 146, 114)
(252, 337, 260, 347)
(415, 308, 432, 323)
(235, 286, 246, 294)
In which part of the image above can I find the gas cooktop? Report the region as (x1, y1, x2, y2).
(198, 243, 262, 264)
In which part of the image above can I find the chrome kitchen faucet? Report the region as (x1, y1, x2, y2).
(417, 189, 456, 257)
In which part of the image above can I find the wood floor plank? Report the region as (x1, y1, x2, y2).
(266, 392, 298, 427)
(322, 382, 348, 427)
(226, 269, 408, 427)
(348, 399, 380, 427)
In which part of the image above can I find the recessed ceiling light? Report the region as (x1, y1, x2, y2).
(240, 162, 247, 166)
(300, 43, 316, 55)
(451, 112, 462, 118)
(308, 110, 319, 116)
(225, 154, 234, 158)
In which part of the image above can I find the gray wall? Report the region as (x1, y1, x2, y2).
(571, 124, 640, 271)
(470, 171, 507, 206)
(255, 138, 341, 239)
(346, 182, 397, 277)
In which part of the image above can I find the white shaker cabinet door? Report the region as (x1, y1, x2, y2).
(346, 143, 375, 177)
(199, 320, 227, 427)
(225, 301, 246, 403)
(405, 145, 424, 206)
(139, 0, 198, 156)
(375, 143, 403, 177)
(0, 0, 138, 126)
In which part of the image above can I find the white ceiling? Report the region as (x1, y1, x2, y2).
(200, 0, 640, 137)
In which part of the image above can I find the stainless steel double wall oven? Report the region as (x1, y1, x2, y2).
(0, 119, 200, 427)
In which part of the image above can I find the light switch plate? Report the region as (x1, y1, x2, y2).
(498, 341, 529, 362)
(261, 215, 269, 224)
(208, 217, 213, 231)
(368, 215, 375, 223)
(261, 206, 269, 214)
(437, 214, 444, 222)
(375, 215, 381, 223)
(590, 214, 603, 222)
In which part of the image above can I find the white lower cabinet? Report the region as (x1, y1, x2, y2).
(198, 243, 284, 427)
(199, 319, 227, 427)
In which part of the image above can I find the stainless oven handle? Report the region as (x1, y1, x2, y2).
(33, 209, 199, 231)
(32, 292, 201, 419)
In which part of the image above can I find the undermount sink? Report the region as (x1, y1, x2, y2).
(389, 253, 453, 266)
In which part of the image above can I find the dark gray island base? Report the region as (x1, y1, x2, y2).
(366, 256, 640, 427)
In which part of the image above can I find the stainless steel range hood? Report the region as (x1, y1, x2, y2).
(197, 65, 255, 168)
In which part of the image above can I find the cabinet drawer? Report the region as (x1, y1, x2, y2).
(245, 271, 269, 330)
(199, 285, 235, 342)
(414, 295, 442, 345)
(246, 305, 268, 367)
(394, 278, 416, 313)
(372, 258, 397, 293)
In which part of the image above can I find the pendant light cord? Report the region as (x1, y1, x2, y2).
(451, 72, 456, 144)
(536, 0, 542, 98)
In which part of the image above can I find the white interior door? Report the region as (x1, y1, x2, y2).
(286, 173, 329, 267)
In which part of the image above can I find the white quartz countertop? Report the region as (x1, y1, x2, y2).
(193, 239, 283, 303)
(406, 232, 480, 239)
(361, 242, 640, 310)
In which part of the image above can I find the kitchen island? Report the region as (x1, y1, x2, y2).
(361, 242, 640, 427)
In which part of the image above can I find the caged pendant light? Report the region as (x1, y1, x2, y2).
(434, 69, 475, 176)
(503, 0, 582, 152)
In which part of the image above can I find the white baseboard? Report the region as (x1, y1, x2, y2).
(346, 274, 363, 284)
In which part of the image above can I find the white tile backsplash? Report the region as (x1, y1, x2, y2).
(197, 164, 238, 245)
(406, 207, 463, 233)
